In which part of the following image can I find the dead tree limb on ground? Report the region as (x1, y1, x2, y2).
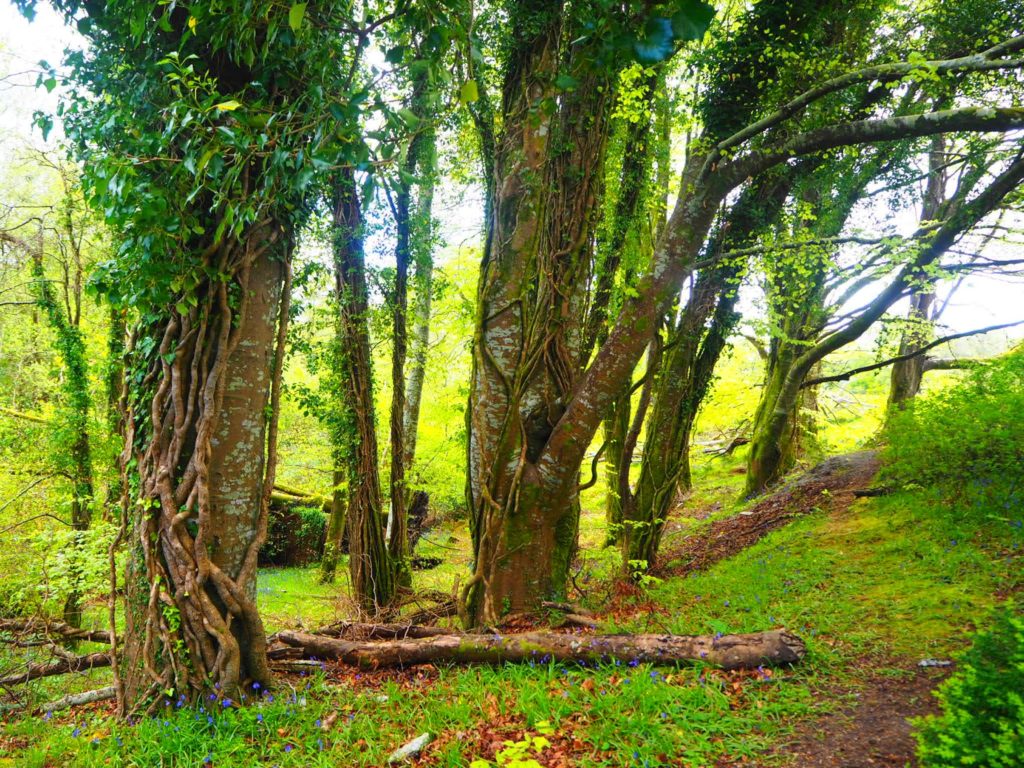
(277, 629, 806, 671)
(0, 652, 111, 686)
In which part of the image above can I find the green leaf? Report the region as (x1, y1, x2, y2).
(214, 100, 242, 111)
(554, 73, 578, 91)
(397, 107, 421, 128)
(288, 3, 307, 33)
(459, 80, 479, 104)
(42, 77, 57, 93)
(671, 0, 715, 41)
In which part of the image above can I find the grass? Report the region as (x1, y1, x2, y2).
(258, 566, 345, 632)
(3, 474, 1019, 767)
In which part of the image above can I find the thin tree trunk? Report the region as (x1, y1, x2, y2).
(332, 170, 395, 612)
(888, 136, 947, 413)
(28, 229, 94, 629)
(319, 466, 347, 584)
(402, 250, 433, 472)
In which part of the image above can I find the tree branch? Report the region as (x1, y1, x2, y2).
(800, 319, 1024, 387)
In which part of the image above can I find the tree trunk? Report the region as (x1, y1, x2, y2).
(277, 628, 806, 671)
(402, 233, 433, 473)
(28, 232, 94, 629)
(120, 230, 289, 712)
(888, 137, 947, 413)
(387, 161, 412, 587)
(319, 467, 348, 584)
(401, 113, 437, 476)
(332, 170, 395, 612)
(464, 9, 615, 625)
(602, 386, 631, 547)
(623, 165, 801, 572)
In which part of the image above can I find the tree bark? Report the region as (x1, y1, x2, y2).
(332, 170, 395, 612)
(464, 5, 615, 625)
(120, 230, 289, 712)
(319, 467, 348, 584)
(277, 628, 806, 671)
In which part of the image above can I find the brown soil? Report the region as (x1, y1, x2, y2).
(656, 451, 881, 578)
(770, 664, 951, 767)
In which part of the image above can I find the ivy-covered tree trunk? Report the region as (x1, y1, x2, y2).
(121, 231, 290, 711)
(624, 268, 741, 571)
(464, 3, 615, 625)
(332, 171, 395, 612)
(29, 230, 94, 629)
(402, 131, 437, 475)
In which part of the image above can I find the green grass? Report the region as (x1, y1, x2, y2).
(258, 566, 348, 631)
(4, 481, 1019, 767)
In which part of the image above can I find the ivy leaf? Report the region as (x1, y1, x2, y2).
(671, 0, 715, 41)
(633, 17, 675, 64)
(459, 80, 479, 104)
(288, 3, 307, 33)
(554, 73, 579, 91)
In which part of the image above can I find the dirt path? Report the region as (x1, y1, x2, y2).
(771, 664, 950, 767)
(654, 451, 955, 767)
(657, 451, 881, 579)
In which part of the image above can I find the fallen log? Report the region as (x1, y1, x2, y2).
(40, 686, 117, 712)
(316, 621, 453, 640)
(0, 618, 112, 645)
(277, 629, 805, 671)
(0, 652, 111, 686)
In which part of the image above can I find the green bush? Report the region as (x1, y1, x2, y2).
(261, 505, 326, 567)
(884, 349, 1024, 508)
(914, 602, 1024, 767)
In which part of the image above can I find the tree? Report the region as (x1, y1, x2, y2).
(463, 0, 716, 626)
(461, 0, 1024, 622)
(33, 0, 362, 712)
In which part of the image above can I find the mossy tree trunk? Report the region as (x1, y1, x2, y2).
(464, 4, 619, 625)
(319, 466, 348, 584)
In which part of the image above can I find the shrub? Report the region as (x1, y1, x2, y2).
(914, 602, 1024, 767)
(260, 505, 326, 567)
(884, 348, 1024, 509)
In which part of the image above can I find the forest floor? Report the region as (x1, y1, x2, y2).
(1, 450, 1021, 767)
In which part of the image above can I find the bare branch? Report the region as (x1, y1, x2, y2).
(801, 319, 1024, 388)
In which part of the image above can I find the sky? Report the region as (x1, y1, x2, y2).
(1, 0, 1021, 349)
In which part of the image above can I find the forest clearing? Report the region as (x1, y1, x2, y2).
(0, 0, 1022, 765)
